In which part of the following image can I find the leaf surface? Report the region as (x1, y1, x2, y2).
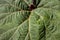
(0, 0, 60, 40)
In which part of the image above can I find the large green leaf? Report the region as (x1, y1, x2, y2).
(31, 8, 60, 40)
(37, 0, 60, 10)
(0, 0, 60, 40)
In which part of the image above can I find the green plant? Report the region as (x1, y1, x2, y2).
(0, 0, 60, 40)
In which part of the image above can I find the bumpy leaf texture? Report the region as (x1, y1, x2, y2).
(0, 0, 60, 40)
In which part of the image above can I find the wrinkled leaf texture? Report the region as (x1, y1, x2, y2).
(0, 0, 60, 40)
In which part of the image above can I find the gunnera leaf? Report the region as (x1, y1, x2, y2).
(0, 0, 60, 40)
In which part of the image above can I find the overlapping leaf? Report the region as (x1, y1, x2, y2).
(0, 0, 60, 40)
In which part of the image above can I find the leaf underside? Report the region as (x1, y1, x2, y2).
(0, 0, 60, 40)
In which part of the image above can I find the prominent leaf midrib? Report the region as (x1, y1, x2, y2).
(0, 0, 60, 40)
(9, 19, 29, 40)
(8, 11, 31, 40)
(0, 19, 29, 40)
(22, 15, 31, 40)
(24, 33, 29, 40)
(0, 11, 30, 21)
